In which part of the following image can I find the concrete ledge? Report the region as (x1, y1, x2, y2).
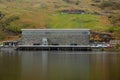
(16, 45, 92, 51)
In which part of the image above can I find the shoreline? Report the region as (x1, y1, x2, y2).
(104, 47, 120, 51)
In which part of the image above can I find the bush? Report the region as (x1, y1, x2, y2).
(107, 26, 114, 33)
(0, 31, 5, 40)
(92, 0, 101, 3)
(115, 44, 120, 49)
(76, 0, 79, 5)
(5, 16, 19, 25)
(109, 14, 120, 26)
(115, 27, 120, 34)
(63, 0, 72, 4)
(0, 15, 19, 26)
(99, 1, 120, 10)
(6, 23, 35, 33)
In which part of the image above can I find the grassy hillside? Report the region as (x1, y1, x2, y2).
(0, 0, 120, 40)
(50, 13, 110, 31)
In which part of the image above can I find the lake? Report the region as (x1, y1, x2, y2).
(0, 50, 120, 80)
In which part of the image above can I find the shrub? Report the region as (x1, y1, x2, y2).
(92, 0, 101, 3)
(99, 1, 120, 10)
(107, 26, 114, 33)
(115, 44, 120, 49)
(108, 14, 120, 26)
(5, 16, 19, 25)
(76, 0, 79, 5)
(0, 31, 5, 40)
(115, 27, 120, 34)
(6, 23, 35, 33)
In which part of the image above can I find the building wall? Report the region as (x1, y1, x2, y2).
(21, 29, 90, 45)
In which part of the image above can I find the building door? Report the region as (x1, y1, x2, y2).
(42, 38, 48, 45)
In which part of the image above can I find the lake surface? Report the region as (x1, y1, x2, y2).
(0, 50, 120, 80)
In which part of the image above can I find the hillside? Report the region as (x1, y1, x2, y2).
(0, 0, 120, 40)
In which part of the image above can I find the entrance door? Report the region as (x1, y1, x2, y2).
(42, 38, 48, 45)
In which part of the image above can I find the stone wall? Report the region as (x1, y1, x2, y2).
(21, 29, 90, 45)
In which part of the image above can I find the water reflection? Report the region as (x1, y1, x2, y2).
(0, 50, 120, 80)
(90, 53, 120, 80)
(0, 50, 21, 80)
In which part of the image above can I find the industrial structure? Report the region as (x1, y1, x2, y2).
(21, 29, 90, 45)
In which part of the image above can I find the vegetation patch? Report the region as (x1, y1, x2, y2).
(0, 0, 120, 41)
(6, 21, 35, 33)
(99, 1, 120, 10)
(0, 32, 5, 40)
(50, 13, 109, 31)
(115, 44, 120, 49)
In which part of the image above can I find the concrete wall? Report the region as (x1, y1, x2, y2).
(21, 29, 90, 45)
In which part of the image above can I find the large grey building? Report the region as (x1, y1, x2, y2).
(21, 29, 90, 45)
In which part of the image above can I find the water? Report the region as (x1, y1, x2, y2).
(0, 50, 120, 80)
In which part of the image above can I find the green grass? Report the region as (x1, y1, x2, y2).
(0, 0, 115, 41)
(50, 13, 109, 31)
(0, 0, 120, 41)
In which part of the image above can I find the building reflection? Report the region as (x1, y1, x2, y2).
(47, 51, 90, 80)
(20, 51, 43, 80)
(42, 51, 48, 80)
(19, 51, 90, 80)
(1, 50, 120, 80)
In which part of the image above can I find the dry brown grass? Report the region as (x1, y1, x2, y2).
(0, 0, 113, 29)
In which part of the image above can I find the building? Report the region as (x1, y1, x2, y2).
(21, 29, 90, 45)
(2, 41, 18, 47)
(109, 40, 120, 46)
